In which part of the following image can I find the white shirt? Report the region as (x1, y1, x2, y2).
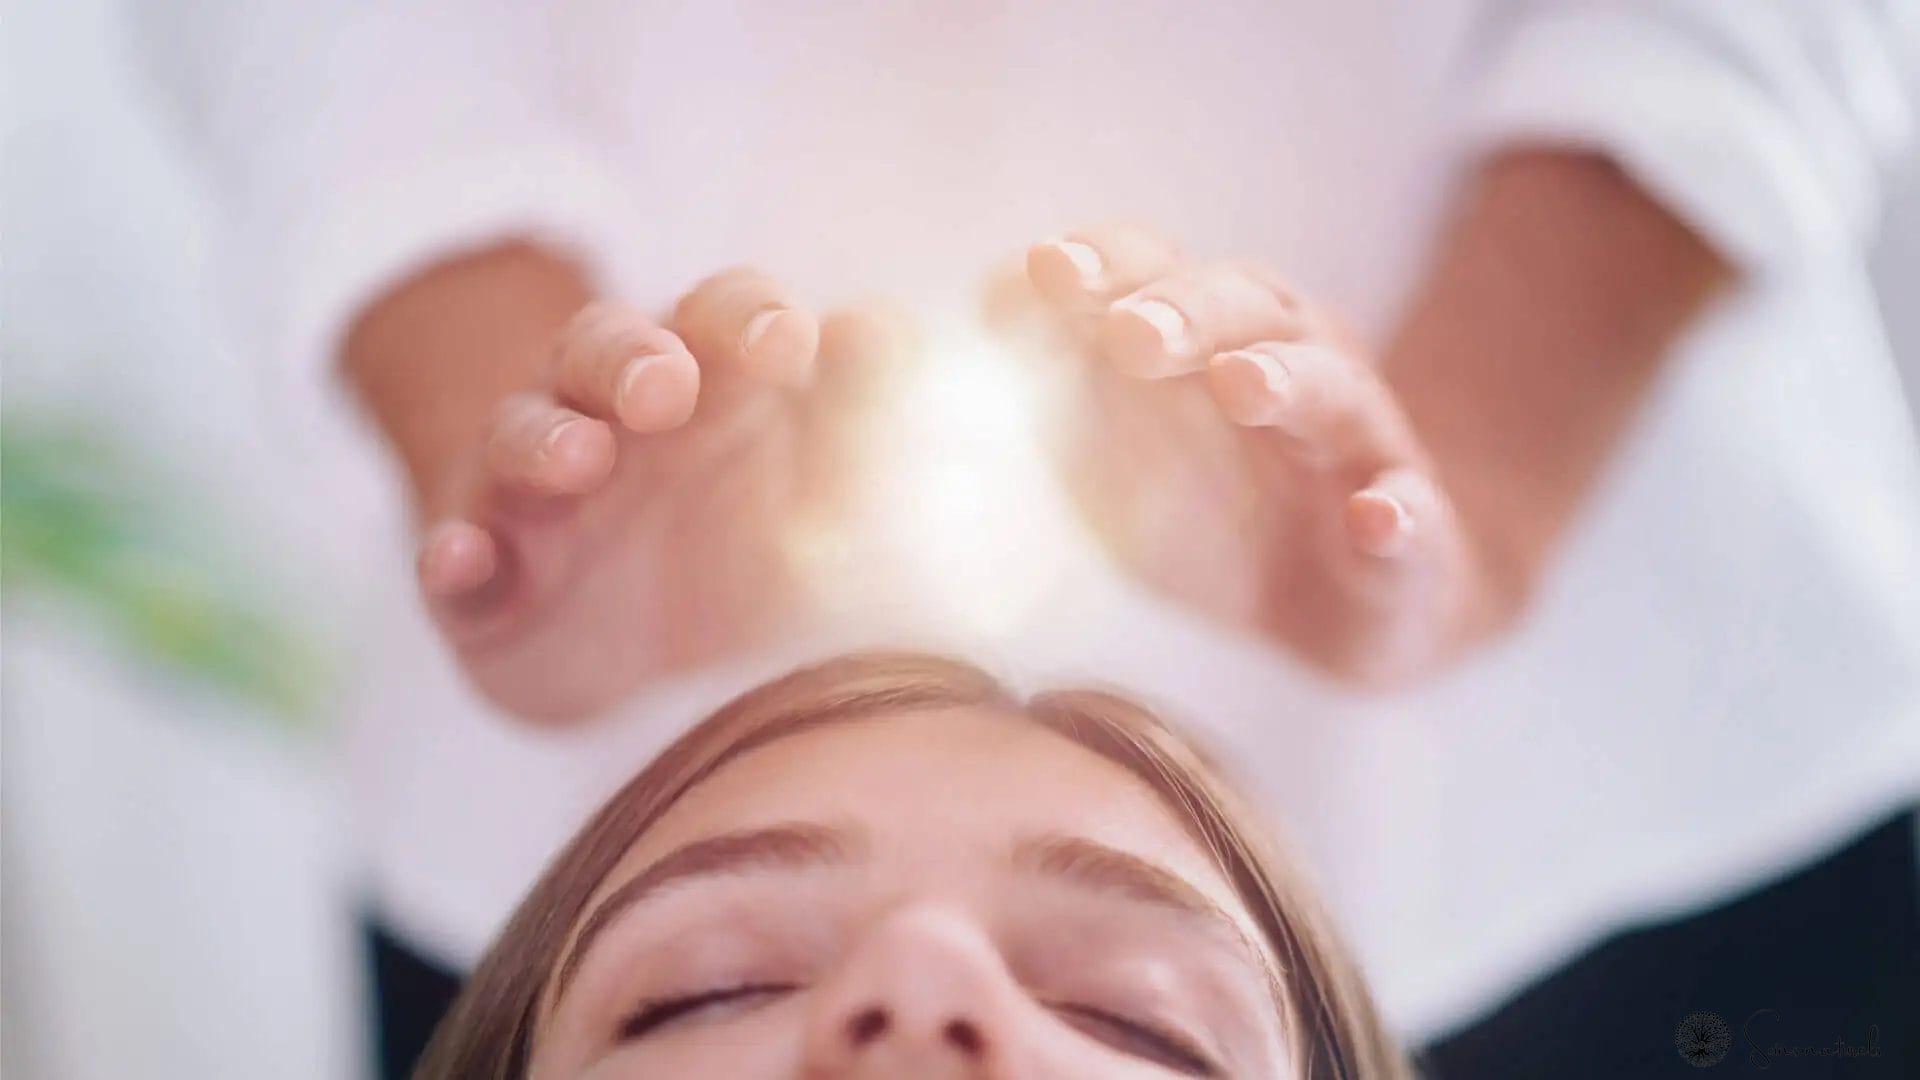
(137, 0, 1920, 1039)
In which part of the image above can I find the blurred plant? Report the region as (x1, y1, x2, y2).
(1, 415, 331, 729)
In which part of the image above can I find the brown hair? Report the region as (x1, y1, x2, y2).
(416, 652, 1409, 1078)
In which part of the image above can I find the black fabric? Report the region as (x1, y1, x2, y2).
(364, 807, 1917, 1079)
(1418, 807, 1919, 1079)
(366, 920, 464, 1080)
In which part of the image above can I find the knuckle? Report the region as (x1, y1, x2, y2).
(1232, 260, 1302, 310)
(560, 303, 644, 368)
(562, 299, 627, 343)
(693, 265, 776, 301)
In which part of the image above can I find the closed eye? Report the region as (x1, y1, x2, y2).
(1051, 1002, 1222, 1077)
(617, 983, 798, 1041)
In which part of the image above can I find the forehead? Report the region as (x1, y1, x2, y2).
(592, 707, 1243, 912)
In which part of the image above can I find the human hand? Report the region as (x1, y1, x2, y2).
(1005, 224, 1504, 685)
(403, 268, 888, 722)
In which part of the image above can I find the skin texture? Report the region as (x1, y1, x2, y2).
(343, 248, 897, 721)
(1012, 149, 1731, 684)
(527, 708, 1291, 1079)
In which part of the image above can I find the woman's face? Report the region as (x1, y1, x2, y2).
(530, 708, 1292, 1079)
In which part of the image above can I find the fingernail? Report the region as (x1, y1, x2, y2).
(618, 353, 664, 407)
(1208, 348, 1291, 426)
(418, 520, 495, 598)
(541, 416, 581, 457)
(741, 306, 789, 360)
(741, 306, 816, 384)
(1354, 493, 1413, 558)
(1111, 297, 1195, 376)
(1045, 239, 1107, 293)
(419, 520, 464, 564)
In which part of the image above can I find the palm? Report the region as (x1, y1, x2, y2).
(1064, 359, 1410, 677)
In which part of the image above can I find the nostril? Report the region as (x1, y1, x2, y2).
(846, 1005, 890, 1046)
(943, 1018, 985, 1056)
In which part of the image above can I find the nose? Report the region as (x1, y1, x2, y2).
(801, 905, 1028, 1079)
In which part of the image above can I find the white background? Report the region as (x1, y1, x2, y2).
(4, 2, 1917, 1077)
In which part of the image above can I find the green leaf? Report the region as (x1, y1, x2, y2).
(1, 416, 333, 730)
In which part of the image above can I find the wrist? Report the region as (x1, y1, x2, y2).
(1385, 149, 1729, 619)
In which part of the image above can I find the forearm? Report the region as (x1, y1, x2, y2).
(340, 241, 594, 518)
(1382, 149, 1732, 618)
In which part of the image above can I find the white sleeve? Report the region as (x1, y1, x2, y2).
(1457, 0, 1920, 273)
(126, 1, 640, 433)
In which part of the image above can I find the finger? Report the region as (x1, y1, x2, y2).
(981, 253, 1097, 372)
(816, 299, 917, 408)
(417, 519, 499, 599)
(553, 301, 701, 433)
(1340, 465, 1464, 684)
(671, 267, 820, 387)
(1347, 466, 1445, 560)
(1027, 223, 1180, 310)
(417, 518, 525, 631)
(1104, 262, 1307, 379)
(1204, 341, 1420, 477)
(797, 301, 918, 514)
(483, 393, 617, 496)
(982, 254, 1049, 336)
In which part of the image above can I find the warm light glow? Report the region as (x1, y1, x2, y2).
(800, 311, 1087, 637)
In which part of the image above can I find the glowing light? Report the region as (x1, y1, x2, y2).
(802, 312, 1086, 638)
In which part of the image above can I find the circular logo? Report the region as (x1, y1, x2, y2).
(1675, 1012, 1732, 1067)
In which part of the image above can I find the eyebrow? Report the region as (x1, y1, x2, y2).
(552, 822, 856, 998)
(1013, 834, 1272, 971)
(549, 827, 1275, 1016)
